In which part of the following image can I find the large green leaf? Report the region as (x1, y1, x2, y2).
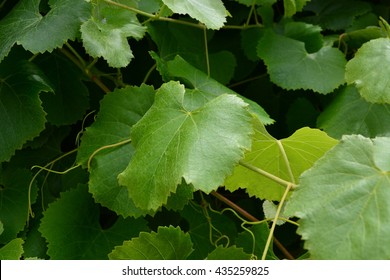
(0, 238, 24, 260)
(0, 58, 53, 162)
(225, 118, 338, 201)
(257, 30, 346, 94)
(285, 135, 390, 259)
(318, 85, 390, 138)
(0, 0, 90, 62)
(80, 0, 146, 67)
(161, 0, 227, 29)
(39, 184, 148, 259)
(163, 55, 274, 125)
(345, 38, 390, 104)
(109, 226, 193, 260)
(118, 81, 253, 211)
(0, 168, 37, 244)
(77, 85, 155, 217)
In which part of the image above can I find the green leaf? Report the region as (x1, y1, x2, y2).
(0, 238, 24, 260)
(118, 81, 253, 210)
(206, 245, 252, 260)
(283, 0, 310, 17)
(163, 55, 274, 125)
(161, 0, 227, 29)
(0, 57, 53, 162)
(257, 30, 346, 94)
(39, 184, 148, 259)
(109, 226, 193, 260)
(77, 85, 155, 217)
(304, 0, 372, 31)
(236, 223, 278, 259)
(164, 181, 194, 211)
(81, 1, 146, 68)
(345, 38, 390, 104)
(37, 53, 89, 126)
(0, 0, 90, 62)
(225, 117, 338, 201)
(318, 86, 390, 139)
(0, 168, 37, 244)
(285, 135, 390, 259)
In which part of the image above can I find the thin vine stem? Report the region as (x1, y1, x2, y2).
(262, 183, 294, 260)
(276, 140, 295, 184)
(239, 160, 297, 189)
(87, 139, 132, 170)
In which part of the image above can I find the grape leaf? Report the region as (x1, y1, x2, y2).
(39, 184, 148, 259)
(37, 53, 89, 126)
(109, 226, 193, 260)
(77, 85, 155, 217)
(161, 0, 227, 30)
(0, 168, 37, 244)
(345, 38, 390, 104)
(206, 245, 252, 260)
(0, 238, 24, 260)
(283, 0, 310, 17)
(318, 85, 390, 138)
(0, 0, 90, 62)
(285, 135, 390, 259)
(80, 0, 146, 68)
(163, 55, 274, 125)
(257, 30, 346, 94)
(118, 81, 253, 211)
(225, 117, 338, 201)
(0, 57, 53, 162)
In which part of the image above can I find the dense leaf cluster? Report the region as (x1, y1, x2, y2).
(1, 0, 389, 260)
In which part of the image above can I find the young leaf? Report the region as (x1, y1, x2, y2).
(0, 168, 37, 244)
(318, 85, 390, 139)
(81, 0, 146, 68)
(257, 30, 346, 94)
(285, 135, 390, 259)
(225, 117, 338, 201)
(161, 0, 227, 29)
(0, 0, 90, 62)
(206, 245, 252, 260)
(109, 226, 193, 260)
(77, 85, 155, 217)
(118, 81, 253, 211)
(39, 185, 148, 259)
(345, 38, 390, 104)
(0, 238, 24, 260)
(283, 0, 310, 18)
(0, 58, 53, 162)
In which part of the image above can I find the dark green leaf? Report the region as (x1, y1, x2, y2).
(39, 184, 148, 259)
(109, 226, 193, 260)
(206, 245, 252, 260)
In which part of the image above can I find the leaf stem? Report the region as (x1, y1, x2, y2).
(203, 26, 210, 77)
(262, 183, 293, 260)
(239, 160, 296, 189)
(276, 140, 295, 184)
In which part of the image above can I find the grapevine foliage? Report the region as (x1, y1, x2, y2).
(1, 0, 390, 260)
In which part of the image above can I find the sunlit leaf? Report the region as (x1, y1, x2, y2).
(0, 238, 24, 260)
(285, 135, 390, 259)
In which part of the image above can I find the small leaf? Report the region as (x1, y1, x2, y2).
(257, 30, 346, 94)
(0, 57, 53, 162)
(284, 0, 309, 17)
(318, 85, 390, 139)
(285, 135, 390, 259)
(263, 200, 289, 225)
(345, 38, 390, 104)
(109, 226, 194, 260)
(118, 81, 253, 210)
(0, 0, 90, 62)
(81, 1, 146, 67)
(225, 117, 338, 201)
(161, 0, 227, 29)
(39, 185, 148, 259)
(0, 238, 24, 260)
(206, 245, 252, 260)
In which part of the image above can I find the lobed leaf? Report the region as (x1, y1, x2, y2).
(109, 226, 193, 260)
(118, 81, 253, 211)
(225, 117, 338, 201)
(285, 135, 390, 259)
